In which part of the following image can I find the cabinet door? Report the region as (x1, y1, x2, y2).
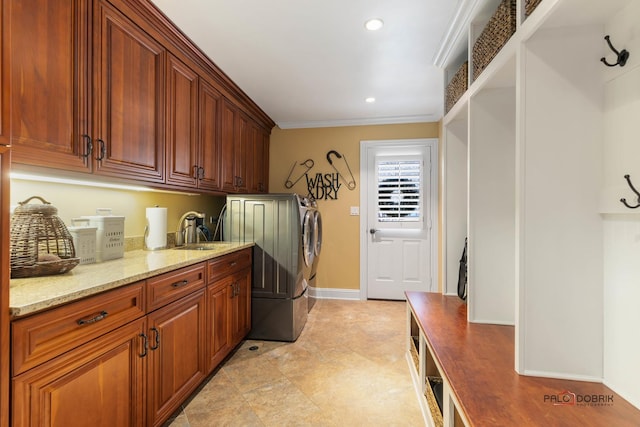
(1, 2, 10, 147)
(93, 0, 165, 183)
(0, 148, 10, 427)
(12, 318, 146, 427)
(198, 80, 222, 191)
(230, 267, 251, 347)
(235, 112, 251, 193)
(220, 99, 238, 192)
(147, 290, 206, 427)
(250, 124, 269, 193)
(9, 0, 92, 172)
(165, 54, 199, 188)
(205, 280, 231, 373)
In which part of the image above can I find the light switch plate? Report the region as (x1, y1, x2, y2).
(350, 206, 359, 216)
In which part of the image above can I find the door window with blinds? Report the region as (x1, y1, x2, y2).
(375, 155, 424, 229)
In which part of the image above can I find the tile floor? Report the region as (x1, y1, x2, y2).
(165, 298, 425, 426)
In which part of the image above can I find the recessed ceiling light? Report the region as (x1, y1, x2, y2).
(365, 97, 376, 103)
(364, 18, 384, 31)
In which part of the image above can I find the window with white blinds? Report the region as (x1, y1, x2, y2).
(376, 157, 422, 223)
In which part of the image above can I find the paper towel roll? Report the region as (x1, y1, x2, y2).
(145, 207, 167, 250)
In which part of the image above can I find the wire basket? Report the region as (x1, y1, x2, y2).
(10, 196, 80, 278)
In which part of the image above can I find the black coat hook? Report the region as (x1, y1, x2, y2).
(601, 35, 629, 67)
(620, 175, 640, 209)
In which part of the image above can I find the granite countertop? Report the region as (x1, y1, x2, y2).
(9, 242, 253, 318)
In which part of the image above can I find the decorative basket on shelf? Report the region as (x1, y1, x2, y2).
(525, 0, 543, 18)
(472, 0, 517, 81)
(10, 196, 80, 278)
(445, 61, 468, 113)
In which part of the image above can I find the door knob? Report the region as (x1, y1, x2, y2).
(369, 228, 377, 235)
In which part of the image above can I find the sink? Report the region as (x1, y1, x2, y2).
(173, 242, 232, 251)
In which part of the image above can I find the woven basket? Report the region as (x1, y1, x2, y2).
(472, 0, 517, 81)
(445, 61, 468, 113)
(525, 0, 543, 17)
(424, 376, 444, 427)
(10, 196, 79, 278)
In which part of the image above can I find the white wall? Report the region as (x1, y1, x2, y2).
(602, 1, 640, 409)
(444, 119, 468, 295)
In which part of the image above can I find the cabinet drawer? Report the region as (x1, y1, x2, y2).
(11, 281, 145, 376)
(147, 262, 205, 311)
(207, 248, 252, 283)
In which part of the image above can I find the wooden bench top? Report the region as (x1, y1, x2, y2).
(405, 291, 640, 427)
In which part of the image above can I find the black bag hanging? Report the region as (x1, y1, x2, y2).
(457, 238, 468, 301)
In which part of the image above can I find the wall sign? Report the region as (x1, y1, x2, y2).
(282, 150, 357, 200)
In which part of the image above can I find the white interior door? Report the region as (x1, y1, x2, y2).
(361, 139, 437, 300)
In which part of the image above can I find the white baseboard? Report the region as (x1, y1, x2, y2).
(309, 287, 362, 301)
(522, 369, 602, 384)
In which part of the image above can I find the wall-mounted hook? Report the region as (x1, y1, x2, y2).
(620, 174, 640, 209)
(601, 35, 629, 67)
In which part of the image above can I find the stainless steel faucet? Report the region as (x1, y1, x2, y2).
(175, 211, 205, 246)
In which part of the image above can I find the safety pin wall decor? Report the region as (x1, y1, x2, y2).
(620, 174, 640, 209)
(284, 159, 314, 189)
(326, 150, 356, 190)
(601, 35, 629, 67)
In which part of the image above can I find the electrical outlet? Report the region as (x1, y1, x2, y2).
(350, 206, 359, 216)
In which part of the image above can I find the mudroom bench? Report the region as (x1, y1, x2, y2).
(405, 291, 640, 427)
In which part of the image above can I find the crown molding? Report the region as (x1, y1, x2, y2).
(433, 0, 483, 69)
(276, 114, 439, 130)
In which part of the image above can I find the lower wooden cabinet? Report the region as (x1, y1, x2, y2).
(205, 279, 231, 371)
(230, 267, 251, 347)
(12, 318, 147, 427)
(147, 290, 206, 427)
(10, 254, 251, 427)
(205, 249, 252, 373)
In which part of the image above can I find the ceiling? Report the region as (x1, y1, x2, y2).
(151, 0, 462, 129)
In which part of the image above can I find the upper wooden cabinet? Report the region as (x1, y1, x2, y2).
(0, 1, 10, 147)
(165, 54, 199, 188)
(197, 80, 223, 191)
(220, 98, 239, 193)
(249, 124, 270, 193)
(6, 0, 273, 193)
(165, 55, 223, 192)
(221, 101, 270, 194)
(8, 0, 166, 183)
(93, 0, 166, 183)
(8, 0, 92, 171)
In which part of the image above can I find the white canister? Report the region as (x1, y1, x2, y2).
(145, 206, 167, 250)
(68, 218, 98, 265)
